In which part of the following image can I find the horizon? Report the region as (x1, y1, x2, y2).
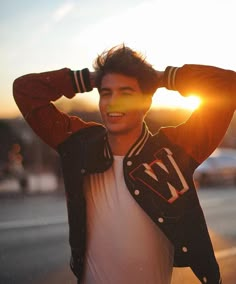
(2, 94, 196, 120)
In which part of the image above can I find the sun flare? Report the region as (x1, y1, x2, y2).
(152, 91, 201, 111)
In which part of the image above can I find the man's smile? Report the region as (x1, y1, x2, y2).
(107, 112, 125, 117)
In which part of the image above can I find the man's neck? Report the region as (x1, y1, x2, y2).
(108, 128, 142, 156)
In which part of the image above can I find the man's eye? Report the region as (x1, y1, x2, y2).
(122, 92, 132, 96)
(100, 92, 110, 97)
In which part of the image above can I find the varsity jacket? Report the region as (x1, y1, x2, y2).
(13, 65, 236, 284)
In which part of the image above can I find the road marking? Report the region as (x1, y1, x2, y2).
(0, 216, 67, 230)
(215, 246, 236, 260)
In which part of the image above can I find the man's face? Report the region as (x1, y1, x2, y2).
(99, 73, 151, 136)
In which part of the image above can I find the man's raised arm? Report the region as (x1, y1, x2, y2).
(13, 68, 98, 149)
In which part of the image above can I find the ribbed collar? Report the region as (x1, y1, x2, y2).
(126, 122, 151, 158)
(103, 122, 151, 161)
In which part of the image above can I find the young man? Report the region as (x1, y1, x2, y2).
(13, 45, 236, 284)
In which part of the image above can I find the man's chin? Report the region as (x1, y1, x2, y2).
(106, 126, 128, 136)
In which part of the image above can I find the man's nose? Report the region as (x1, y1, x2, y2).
(109, 92, 120, 104)
(107, 94, 130, 112)
(108, 93, 124, 107)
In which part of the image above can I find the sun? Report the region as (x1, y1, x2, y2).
(152, 91, 201, 111)
(184, 95, 201, 110)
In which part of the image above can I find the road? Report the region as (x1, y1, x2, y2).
(0, 187, 236, 284)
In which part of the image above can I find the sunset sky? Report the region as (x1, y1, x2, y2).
(1, 0, 235, 118)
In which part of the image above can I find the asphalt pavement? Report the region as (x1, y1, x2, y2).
(0, 187, 236, 284)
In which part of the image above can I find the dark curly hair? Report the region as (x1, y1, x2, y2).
(93, 44, 158, 96)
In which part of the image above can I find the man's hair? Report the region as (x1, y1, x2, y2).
(93, 44, 158, 95)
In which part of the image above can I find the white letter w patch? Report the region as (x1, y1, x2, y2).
(129, 148, 189, 203)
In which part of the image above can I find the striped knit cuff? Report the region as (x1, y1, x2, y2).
(163, 66, 179, 91)
(72, 68, 92, 93)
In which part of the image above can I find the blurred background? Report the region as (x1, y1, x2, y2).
(1, 0, 236, 283)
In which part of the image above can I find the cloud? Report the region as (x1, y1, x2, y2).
(52, 1, 75, 22)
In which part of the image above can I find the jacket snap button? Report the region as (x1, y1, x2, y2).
(127, 160, 132, 166)
(203, 276, 207, 283)
(158, 217, 164, 223)
(134, 189, 140, 196)
(182, 246, 188, 253)
(81, 169, 86, 174)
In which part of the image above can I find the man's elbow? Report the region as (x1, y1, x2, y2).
(13, 76, 23, 98)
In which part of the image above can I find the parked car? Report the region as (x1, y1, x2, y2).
(194, 148, 236, 187)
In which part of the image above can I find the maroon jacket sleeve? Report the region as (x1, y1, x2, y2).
(13, 68, 99, 149)
(162, 64, 236, 164)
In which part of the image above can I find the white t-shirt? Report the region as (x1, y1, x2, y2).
(82, 156, 174, 284)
